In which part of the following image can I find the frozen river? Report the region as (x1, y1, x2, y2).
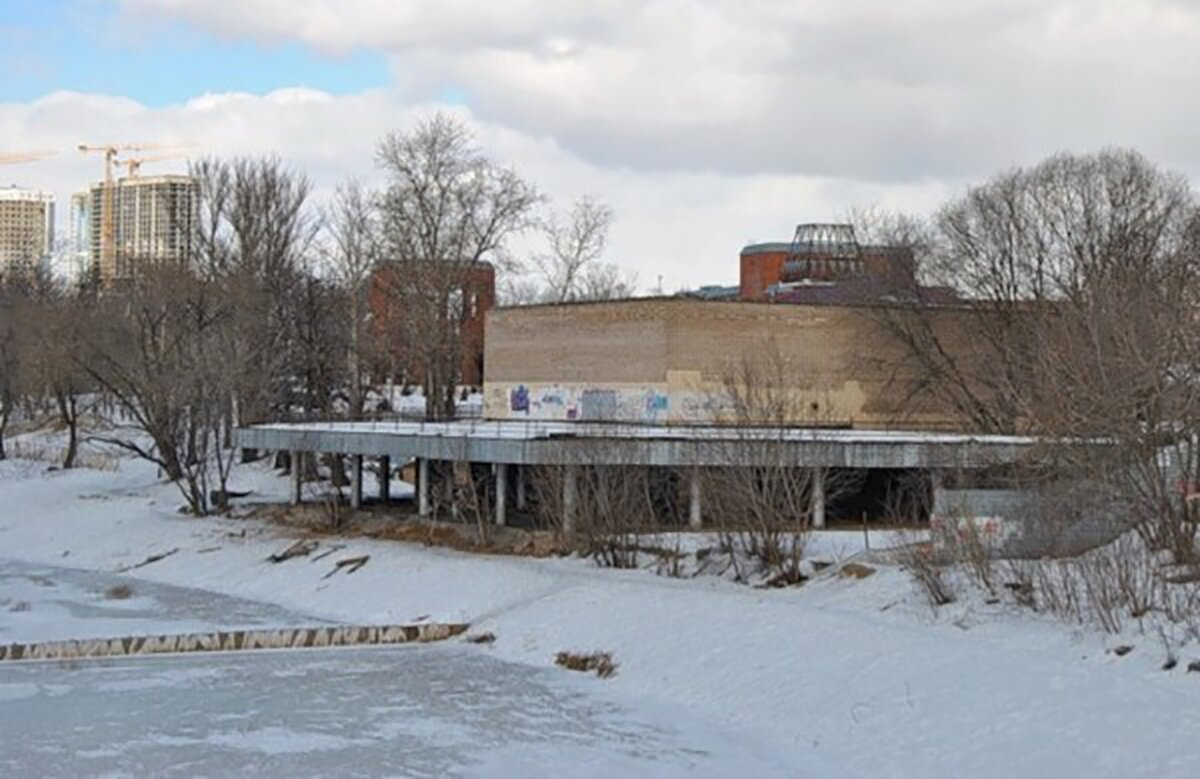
(0, 561, 806, 776)
(0, 558, 322, 644)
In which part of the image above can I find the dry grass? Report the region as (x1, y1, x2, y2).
(104, 584, 134, 600)
(555, 650, 618, 678)
(898, 542, 957, 608)
(255, 504, 568, 558)
(839, 562, 877, 579)
(8, 441, 119, 472)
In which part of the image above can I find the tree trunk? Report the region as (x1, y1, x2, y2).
(57, 393, 78, 470)
(328, 453, 349, 487)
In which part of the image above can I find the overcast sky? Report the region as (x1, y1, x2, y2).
(2, 0, 1198, 289)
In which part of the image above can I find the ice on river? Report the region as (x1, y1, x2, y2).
(0, 645, 806, 777)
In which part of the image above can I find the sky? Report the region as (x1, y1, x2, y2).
(2, 0, 1199, 290)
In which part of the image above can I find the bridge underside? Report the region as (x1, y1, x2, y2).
(233, 421, 1035, 530)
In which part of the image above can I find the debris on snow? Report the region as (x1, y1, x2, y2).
(323, 554, 370, 579)
(310, 544, 347, 563)
(117, 547, 179, 572)
(556, 650, 618, 679)
(267, 539, 319, 563)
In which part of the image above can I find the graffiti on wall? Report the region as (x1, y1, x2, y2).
(510, 384, 530, 413)
(489, 383, 672, 422)
(580, 389, 619, 421)
(644, 390, 668, 417)
(930, 514, 1015, 551)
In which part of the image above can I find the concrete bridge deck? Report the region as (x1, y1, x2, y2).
(234, 420, 1035, 470)
(235, 421, 1036, 530)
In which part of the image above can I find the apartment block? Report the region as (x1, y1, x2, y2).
(0, 187, 54, 280)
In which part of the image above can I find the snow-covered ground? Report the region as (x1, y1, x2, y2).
(2, 443, 1200, 777)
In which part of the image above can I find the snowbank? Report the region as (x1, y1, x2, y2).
(2, 449, 1199, 777)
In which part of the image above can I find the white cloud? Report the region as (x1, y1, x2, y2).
(114, 0, 1200, 183)
(7, 0, 1199, 288)
(4, 87, 946, 289)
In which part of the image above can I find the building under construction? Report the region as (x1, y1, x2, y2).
(85, 174, 198, 282)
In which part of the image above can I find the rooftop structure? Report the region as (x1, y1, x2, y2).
(740, 223, 920, 302)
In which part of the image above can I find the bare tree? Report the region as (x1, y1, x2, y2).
(80, 266, 232, 515)
(375, 112, 541, 419)
(496, 274, 542, 306)
(533, 196, 635, 302)
(25, 282, 89, 469)
(530, 456, 660, 568)
(702, 339, 858, 583)
(190, 156, 316, 438)
(870, 149, 1200, 561)
(323, 179, 380, 420)
(0, 282, 25, 459)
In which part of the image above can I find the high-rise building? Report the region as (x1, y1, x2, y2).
(0, 187, 54, 281)
(68, 190, 93, 282)
(87, 174, 198, 282)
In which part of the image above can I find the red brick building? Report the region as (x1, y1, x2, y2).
(369, 260, 496, 387)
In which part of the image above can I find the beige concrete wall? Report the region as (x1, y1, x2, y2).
(484, 299, 974, 430)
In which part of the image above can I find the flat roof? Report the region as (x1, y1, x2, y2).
(252, 420, 1033, 445)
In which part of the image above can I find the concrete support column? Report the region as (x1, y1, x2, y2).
(810, 467, 826, 529)
(688, 467, 703, 530)
(495, 463, 508, 527)
(350, 455, 363, 510)
(378, 455, 391, 503)
(515, 465, 527, 511)
(290, 451, 303, 506)
(418, 458, 430, 517)
(562, 464, 578, 534)
(928, 468, 946, 524)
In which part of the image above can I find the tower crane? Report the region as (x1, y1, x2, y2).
(0, 151, 55, 165)
(113, 152, 187, 179)
(77, 143, 176, 275)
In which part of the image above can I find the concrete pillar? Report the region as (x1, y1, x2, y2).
(290, 451, 303, 506)
(562, 464, 578, 534)
(350, 455, 363, 510)
(688, 467, 703, 530)
(929, 468, 945, 524)
(378, 455, 391, 503)
(495, 462, 508, 527)
(418, 458, 430, 517)
(515, 465, 527, 511)
(811, 467, 826, 529)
